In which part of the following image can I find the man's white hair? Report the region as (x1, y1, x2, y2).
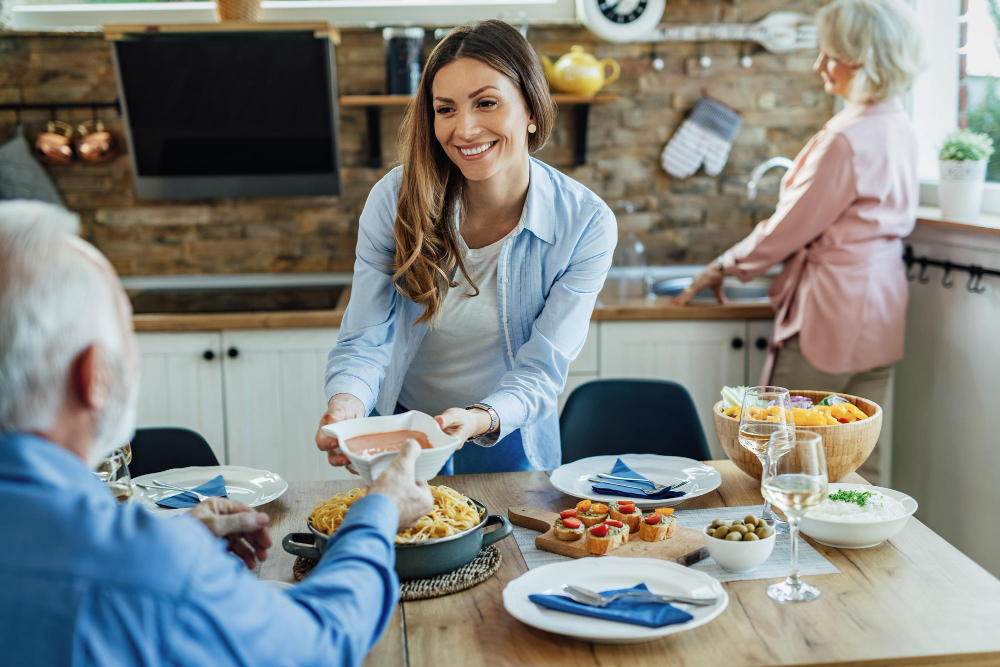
(0, 200, 124, 433)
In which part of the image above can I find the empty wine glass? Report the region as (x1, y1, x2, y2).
(738, 386, 795, 533)
(762, 430, 828, 603)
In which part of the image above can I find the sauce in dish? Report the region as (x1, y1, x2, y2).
(343, 430, 433, 457)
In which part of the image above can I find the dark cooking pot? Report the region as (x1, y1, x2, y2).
(282, 496, 512, 581)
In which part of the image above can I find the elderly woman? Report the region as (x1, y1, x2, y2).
(675, 0, 923, 483)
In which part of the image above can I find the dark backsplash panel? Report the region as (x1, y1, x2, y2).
(0, 1, 830, 275)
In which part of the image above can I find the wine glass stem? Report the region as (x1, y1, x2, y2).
(786, 515, 801, 586)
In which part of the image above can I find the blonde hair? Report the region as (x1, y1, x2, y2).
(817, 0, 924, 103)
(393, 20, 555, 326)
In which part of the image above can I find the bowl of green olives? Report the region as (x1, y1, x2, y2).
(703, 515, 776, 573)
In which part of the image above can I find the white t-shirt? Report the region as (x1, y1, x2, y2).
(398, 218, 524, 415)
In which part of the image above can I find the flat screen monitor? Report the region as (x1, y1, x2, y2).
(111, 29, 342, 199)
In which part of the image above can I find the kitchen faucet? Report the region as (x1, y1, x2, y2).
(746, 156, 794, 201)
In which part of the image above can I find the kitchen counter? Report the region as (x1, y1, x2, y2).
(916, 206, 1000, 237)
(595, 281, 774, 321)
(131, 284, 775, 331)
(132, 287, 353, 332)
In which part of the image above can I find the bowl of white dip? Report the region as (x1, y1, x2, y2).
(799, 483, 918, 549)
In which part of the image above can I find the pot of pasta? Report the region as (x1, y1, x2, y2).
(281, 485, 513, 580)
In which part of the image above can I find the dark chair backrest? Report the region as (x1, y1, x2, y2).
(559, 379, 711, 464)
(127, 427, 220, 478)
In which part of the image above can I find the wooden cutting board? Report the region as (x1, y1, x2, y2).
(508, 506, 708, 566)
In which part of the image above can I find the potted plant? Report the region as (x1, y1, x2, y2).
(938, 129, 995, 221)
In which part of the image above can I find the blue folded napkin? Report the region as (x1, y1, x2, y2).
(154, 475, 228, 509)
(528, 584, 694, 628)
(590, 458, 687, 500)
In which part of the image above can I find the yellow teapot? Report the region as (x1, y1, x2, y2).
(539, 45, 620, 97)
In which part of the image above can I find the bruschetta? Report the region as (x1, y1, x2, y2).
(585, 520, 628, 555)
(575, 500, 610, 527)
(609, 500, 642, 533)
(553, 515, 584, 541)
(638, 512, 677, 542)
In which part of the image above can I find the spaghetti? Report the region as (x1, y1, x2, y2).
(309, 485, 483, 544)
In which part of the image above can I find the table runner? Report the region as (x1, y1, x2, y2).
(512, 504, 839, 583)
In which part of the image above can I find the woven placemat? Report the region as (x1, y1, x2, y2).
(293, 545, 502, 601)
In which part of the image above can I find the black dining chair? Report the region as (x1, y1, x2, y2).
(127, 427, 220, 478)
(558, 378, 711, 464)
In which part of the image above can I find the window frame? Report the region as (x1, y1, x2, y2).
(8, 0, 577, 32)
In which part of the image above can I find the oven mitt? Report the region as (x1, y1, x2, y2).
(661, 95, 743, 179)
(0, 125, 65, 206)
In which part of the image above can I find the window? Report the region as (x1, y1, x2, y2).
(913, 0, 1000, 215)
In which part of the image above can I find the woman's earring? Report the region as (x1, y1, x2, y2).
(527, 123, 537, 134)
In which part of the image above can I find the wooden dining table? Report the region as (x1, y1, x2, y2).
(256, 461, 1000, 666)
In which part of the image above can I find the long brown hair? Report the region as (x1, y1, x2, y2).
(392, 20, 555, 326)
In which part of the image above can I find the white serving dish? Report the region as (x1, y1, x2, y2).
(548, 454, 722, 509)
(702, 522, 776, 573)
(799, 483, 918, 549)
(321, 410, 461, 485)
(502, 557, 728, 644)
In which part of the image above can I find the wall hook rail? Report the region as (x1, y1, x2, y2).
(903, 244, 997, 295)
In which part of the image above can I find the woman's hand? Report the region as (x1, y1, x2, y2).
(315, 393, 366, 467)
(435, 407, 493, 446)
(671, 261, 727, 306)
(190, 497, 272, 570)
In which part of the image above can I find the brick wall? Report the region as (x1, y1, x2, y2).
(0, 0, 831, 275)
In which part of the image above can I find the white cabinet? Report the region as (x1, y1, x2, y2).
(221, 328, 355, 482)
(135, 333, 227, 464)
(559, 322, 599, 414)
(747, 320, 775, 386)
(598, 320, 747, 458)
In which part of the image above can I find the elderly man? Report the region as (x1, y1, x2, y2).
(0, 200, 433, 666)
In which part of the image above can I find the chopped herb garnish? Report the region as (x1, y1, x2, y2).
(828, 489, 875, 507)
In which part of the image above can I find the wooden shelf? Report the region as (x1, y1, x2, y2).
(338, 93, 619, 168)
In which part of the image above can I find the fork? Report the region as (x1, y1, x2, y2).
(562, 584, 718, 608)
(587, 477, 683, 496)
(138, 480, 210, 502)
(595, 473, 690, 491)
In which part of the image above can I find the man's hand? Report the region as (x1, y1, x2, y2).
(671, 261, 727, 306)
(435, 407, 492, 446)
(315, 393, 366, 468)
(190, 497, 272, 569)
(368, 440, 434, 531)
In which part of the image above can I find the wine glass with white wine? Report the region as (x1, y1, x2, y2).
(738, 386, 795, 533)
(762, 430, 828, 603)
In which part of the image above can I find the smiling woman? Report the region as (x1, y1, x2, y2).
(316, 20, 617, 475)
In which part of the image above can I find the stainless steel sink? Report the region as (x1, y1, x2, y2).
(651, 277, 772, 303)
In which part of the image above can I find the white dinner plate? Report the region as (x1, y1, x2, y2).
(549, 454, 722, 509)
(502, 557, 728, 644)
(132, 465, 288, 513)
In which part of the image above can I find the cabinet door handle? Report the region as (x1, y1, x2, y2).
(203, 350, 215, 361)
(755, 337, 769, 351)
(227, 347, 239, 359)
(731, 337, 744, 350)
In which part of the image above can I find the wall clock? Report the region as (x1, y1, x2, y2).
(576, 0, 666, 43)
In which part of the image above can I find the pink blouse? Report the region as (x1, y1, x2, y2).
(721, 99, 918, 377)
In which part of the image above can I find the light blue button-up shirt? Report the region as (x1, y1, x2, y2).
(326, 158, 617, 470)
(0, 432, 399, 667)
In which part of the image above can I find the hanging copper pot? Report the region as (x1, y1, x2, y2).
(76, 119, 116, 164)
(34, 120, 75, 165)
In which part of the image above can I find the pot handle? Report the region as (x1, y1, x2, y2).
(282, 532, 323, 560)
(481, 514, 513, 548)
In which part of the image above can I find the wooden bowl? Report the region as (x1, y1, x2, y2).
(712, 390, 882, 482)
